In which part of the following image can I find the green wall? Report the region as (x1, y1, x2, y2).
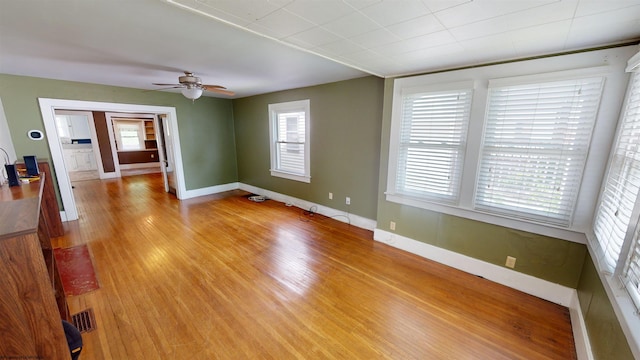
(0, 74, 238, 193)
(232, 76, 383, 220)
(578, 253, 634, 359)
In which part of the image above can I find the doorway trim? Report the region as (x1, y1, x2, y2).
(39, 98, 186, 221)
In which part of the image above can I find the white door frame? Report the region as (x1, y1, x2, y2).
(153, 115, 170, 193)
(39, 98, 186, 221)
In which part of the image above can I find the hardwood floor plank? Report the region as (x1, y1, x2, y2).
(52, 174, 576, 359)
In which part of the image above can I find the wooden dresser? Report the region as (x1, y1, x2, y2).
(0, 174, 70, 359)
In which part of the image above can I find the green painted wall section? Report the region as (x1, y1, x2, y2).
(376, 78, 586, 288)
(0, 74, 237, 194)
(578, 253, 634, 359)
(232, 76, 383, 220)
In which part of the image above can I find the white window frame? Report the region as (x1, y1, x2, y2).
(587, 50, 640, 358)
(387, 66, 614, 242)
(475, 76, 605, 227)
(268, 99, 311, 183)
(387, 80, 474, 205)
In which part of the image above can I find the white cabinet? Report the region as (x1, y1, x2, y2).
(63, 148, 97, 171)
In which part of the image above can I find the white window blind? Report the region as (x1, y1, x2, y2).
(594, 73, 640, 273)
(590, 71, 640, 309)
(622, 73, 640, 309)
(269, 100, 310, 183)
(276, 111, 306, 174)
(476, 77, 604, 226)
(394, 88, 472, 204)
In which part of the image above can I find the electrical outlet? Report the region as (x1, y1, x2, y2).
(390, 221, 396, 230)
(345, 197, 351, 205)
(329, 192, 333, 200)
(505, 256, 516, 269)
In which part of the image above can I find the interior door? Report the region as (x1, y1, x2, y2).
(157, 114, 177, 194)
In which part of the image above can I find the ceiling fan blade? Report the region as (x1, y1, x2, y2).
(153, 83, 184, 87)
(144, 86, 184, 93)
(202, 84, 227, 90)
(203, 86, 235, 96)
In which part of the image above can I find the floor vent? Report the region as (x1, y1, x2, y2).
(72, 308, 97, 333)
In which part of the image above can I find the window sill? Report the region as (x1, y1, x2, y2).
(385, 193, 586, 244)
(270, 170, 310, 183)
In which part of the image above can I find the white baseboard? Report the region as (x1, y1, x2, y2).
(180, 182, 240, 200)
(119, 162, 161, 170)
(100, 172, 118, 179)
(569, 291, 595, 360)
(373, 228, 593, 360)
(239, 183, 377, 231)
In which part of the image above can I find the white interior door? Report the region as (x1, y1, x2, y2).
(158, 114, 177, 194)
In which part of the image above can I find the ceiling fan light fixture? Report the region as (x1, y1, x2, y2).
(181, 87, 203, 100)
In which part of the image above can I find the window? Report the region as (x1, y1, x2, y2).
(593, 71, 640, 304)
(387, 66, 616, 238)
(269, 100, 310, 183)
(387, 81, 473, 204)
(476, 77, 604, 226)
(114, 120, 145, 151)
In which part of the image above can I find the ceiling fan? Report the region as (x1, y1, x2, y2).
(153, 71, 234, 100)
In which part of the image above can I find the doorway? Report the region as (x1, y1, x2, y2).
(54, 110, 103, 182)
(39, 98, 186, 221)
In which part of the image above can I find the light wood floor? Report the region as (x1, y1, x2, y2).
(52, 173, 576, 359)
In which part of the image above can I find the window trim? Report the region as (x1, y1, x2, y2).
(387, 80, 474, 202)
(586, 50, 640, 360)
(386, 66, 613, 243)
(474, 76, 605, 227)
(268, 99, 311, 183)
(389, 81, 473, 205)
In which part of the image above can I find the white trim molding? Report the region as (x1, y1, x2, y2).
(239, 183, 377, 231)
(181, 182, 240, 200)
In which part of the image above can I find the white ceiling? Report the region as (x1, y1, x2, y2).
(1, 0, 640, 98)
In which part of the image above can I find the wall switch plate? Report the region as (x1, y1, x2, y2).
(390, 221, 396, 230)
(329, 192, 333, 200)
(346, 197, 351, 205)
(505, 256, 516, 268)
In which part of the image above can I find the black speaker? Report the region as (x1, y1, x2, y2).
(23, 155, 39, 176)
(5, 164, 19, 187)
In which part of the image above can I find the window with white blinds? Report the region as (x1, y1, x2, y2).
(621, 73, 640, 309)
(114, 120, 145, 151)
(393, 87, 472, 204)
(593, 73, 640, 273)
(590, 70, 640, 309)
(475, 77, 605, 226)
(268, 100, 310, 183)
